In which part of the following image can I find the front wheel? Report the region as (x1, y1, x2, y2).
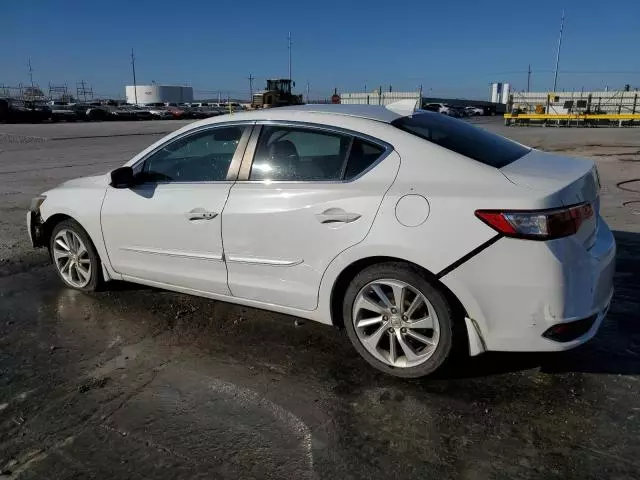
(50, 219, 102, 292)
(343, 262, 455, 378)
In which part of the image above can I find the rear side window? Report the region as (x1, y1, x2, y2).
(344, 139, 385, 180)
(249, 125, 387, 182)
(392, 112, 529, 168)
(250, 126, 351, 181)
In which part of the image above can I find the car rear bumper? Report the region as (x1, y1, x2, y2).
(440, 216, 616, 353)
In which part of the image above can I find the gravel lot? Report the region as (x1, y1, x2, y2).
(1, 118, 639, 479)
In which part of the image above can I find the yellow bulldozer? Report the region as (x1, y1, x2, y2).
(251, 79, 303, 109)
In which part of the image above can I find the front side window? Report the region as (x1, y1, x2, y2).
(249, 126, 387, 181)
(392, 112, 530, 168)
(141, 126, 243, 182)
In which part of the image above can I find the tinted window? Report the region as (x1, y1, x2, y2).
(141, 126, 243, 182)
(344, 139, 385, 180)
(250, 126, 351, 181)
(392, 112, 529, 168)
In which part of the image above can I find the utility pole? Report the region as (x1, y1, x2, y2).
(248, 73, 255, 101)
(306, 81, 310, 103)
(28, 58, 34, 89)
(287, 32, 292, 81)
(552, 10, 565, 92)
(131, 48, 138, 105)
(527, 64, 531, 92)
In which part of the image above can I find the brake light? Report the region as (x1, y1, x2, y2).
(475, 203, 593, 240)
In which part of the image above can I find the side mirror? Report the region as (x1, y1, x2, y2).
(110, 166, 135, 188)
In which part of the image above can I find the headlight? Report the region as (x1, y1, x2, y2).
(30, 195, 46, 211)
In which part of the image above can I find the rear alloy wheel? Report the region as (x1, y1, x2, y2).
(50, 220, 102, 292)
(343, 263, 455, 378)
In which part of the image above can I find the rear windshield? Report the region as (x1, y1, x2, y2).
(392, 111, 530, 168)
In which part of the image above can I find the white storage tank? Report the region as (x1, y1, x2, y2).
(490, 83, 510, 105)
(125, 85, 193, 105)
(490, 83, 501, 103)
(501, 83, 511, 104)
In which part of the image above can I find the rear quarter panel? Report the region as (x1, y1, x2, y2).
(315, 128, 558, 324)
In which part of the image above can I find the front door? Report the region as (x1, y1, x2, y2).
(222, 123, 400, 310)
(101, 124, 250, 294)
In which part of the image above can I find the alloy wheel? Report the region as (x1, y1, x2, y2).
(52, 229, 92, 288)
(352, 279, 440, 368)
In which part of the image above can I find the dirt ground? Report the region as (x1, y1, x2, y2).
(0, 119, 639, 479)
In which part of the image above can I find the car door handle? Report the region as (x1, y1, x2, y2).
(315, 208, 361, 224)
(185, 208, 218, 221)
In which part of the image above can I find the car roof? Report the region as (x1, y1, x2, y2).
(187, 102, 420, 131)
(258, 104, 404, 123)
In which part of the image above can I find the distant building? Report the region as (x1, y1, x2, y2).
(125, 85, 193, 105)
(339, 91, 421, 106)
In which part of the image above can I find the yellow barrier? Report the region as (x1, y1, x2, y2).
(504, 113, 640, 120)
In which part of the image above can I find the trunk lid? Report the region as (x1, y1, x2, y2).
(500, 149, 600, 248)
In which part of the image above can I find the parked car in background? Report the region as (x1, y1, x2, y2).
(147, 107, 174, 119)
(0, 99, 51, 123)
(27, 101, 615, 378)
(465, 106, 484, 116)
(423, 103, 453, 115)
(109, 106, 137, 121)
(131, 107, 153, 121)
(110, 106, 154, 121)
(165, 105, 188, 119)
(195, 106, 225, 118)
(447, 106, 465, 117)
(49, 102, 79, 122)
(83, 103, 111, 121)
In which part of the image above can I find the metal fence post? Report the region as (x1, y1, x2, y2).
(618, 93, 624, 114)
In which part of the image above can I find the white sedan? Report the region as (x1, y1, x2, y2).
(27, 101, 616, 378)
(465, 106, 484, 116)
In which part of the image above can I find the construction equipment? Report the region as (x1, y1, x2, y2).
(251, 79, 303, 109)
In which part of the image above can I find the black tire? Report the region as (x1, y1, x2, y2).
(49, 219, 102, 292)
(342, 262, 456, 378)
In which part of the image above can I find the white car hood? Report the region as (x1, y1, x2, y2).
(54, 174, 110, 191)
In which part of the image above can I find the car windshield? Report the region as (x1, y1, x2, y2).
(392, 111, 530, 168)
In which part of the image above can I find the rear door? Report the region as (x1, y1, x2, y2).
(222, 122, 400, 310)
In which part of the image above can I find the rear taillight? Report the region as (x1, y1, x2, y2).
(475, 203, 594, 240)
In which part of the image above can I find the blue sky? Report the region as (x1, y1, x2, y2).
(2, 0, 640, 101)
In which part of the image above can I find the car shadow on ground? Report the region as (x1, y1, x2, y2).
(436, 229, 640, 380)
